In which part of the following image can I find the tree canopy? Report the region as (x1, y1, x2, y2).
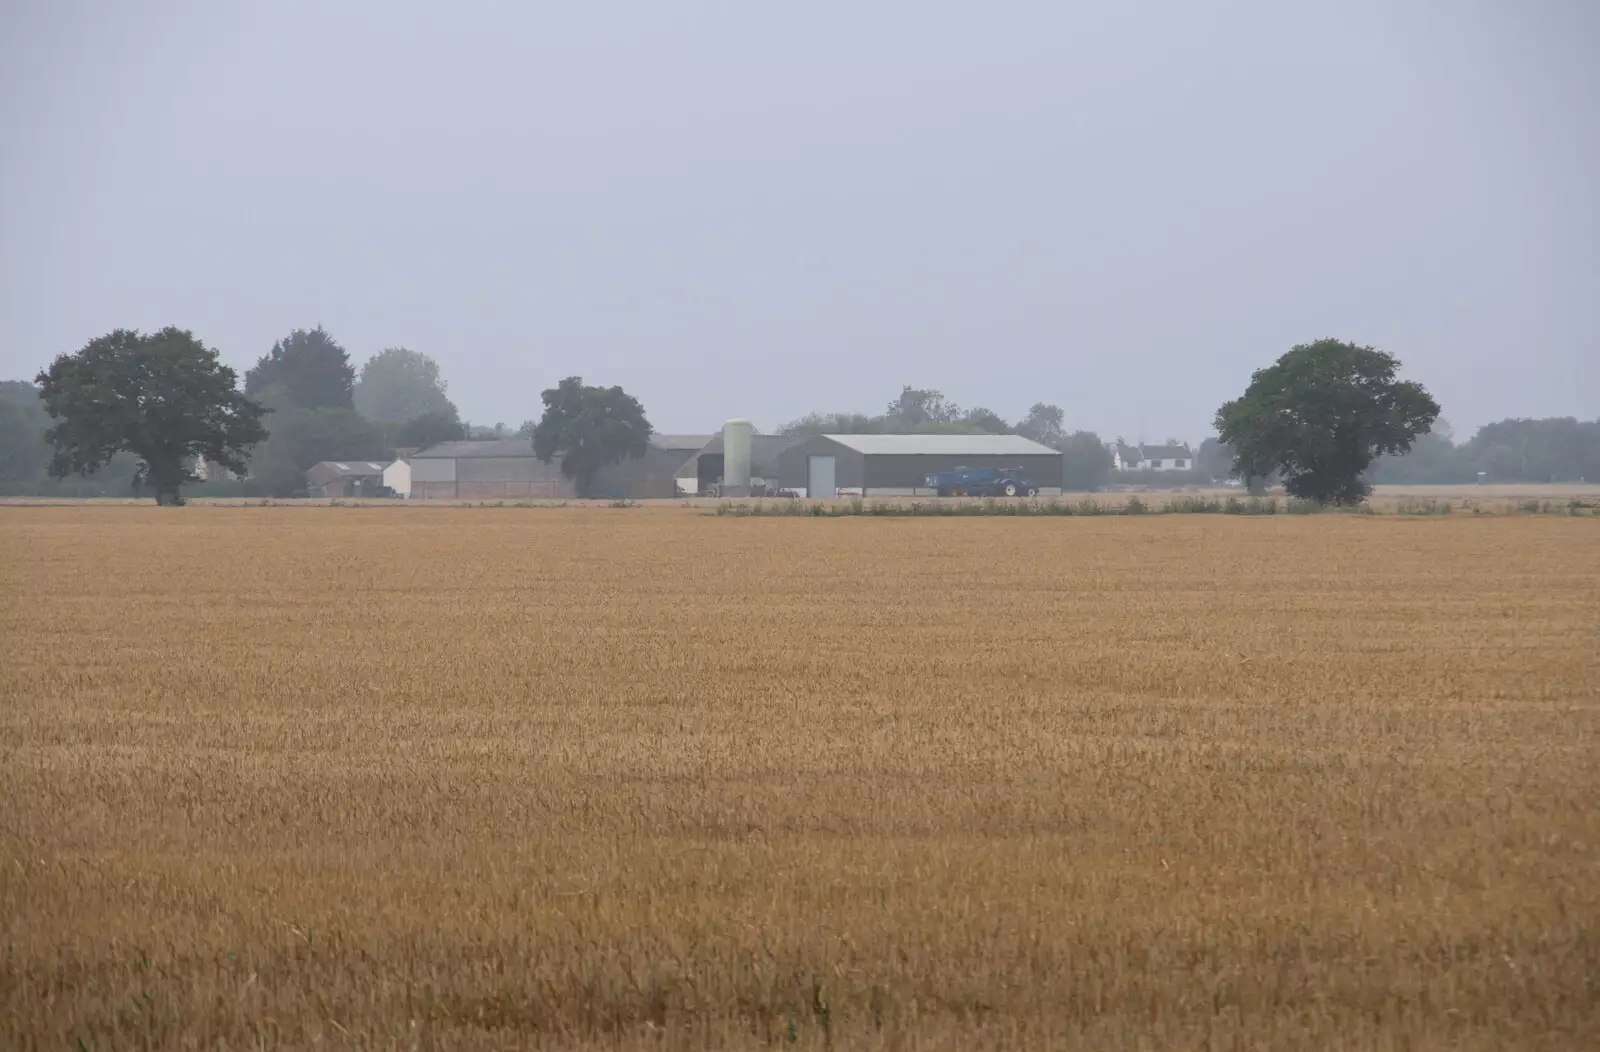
(245, 326, 354, 411)
(246, 407, 389, 498)
(781, 386, 1019, 437)
(1059, 431, 1112, 491)
(528, 376, 652, 497)
(1015, 403, 1066, 448)
(1460, 417, 1600, 483)
(354, 347, 457, 423)
(884, 386, 963, 428)
(0, 381, 52, 483)
(1215, 339, 1439, 504)
(394, 408, 467, 450)
(35, 328, 268, 505)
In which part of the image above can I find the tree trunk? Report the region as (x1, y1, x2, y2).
(147, 457, 187, 506)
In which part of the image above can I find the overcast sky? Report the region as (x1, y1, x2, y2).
(2, 1, 1595, 441)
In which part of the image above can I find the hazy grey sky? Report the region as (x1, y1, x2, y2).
(2, 1, 1595, 441)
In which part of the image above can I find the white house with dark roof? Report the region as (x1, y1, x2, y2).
(1110, 441, 1194, 472)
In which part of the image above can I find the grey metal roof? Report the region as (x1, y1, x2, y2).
(649, 434, 715, 451)
(412, 439, 534, 459)
(683, 433, 803, 471)
(415, 435, 712, 459)
(821, 434, 1060, 457)
(309, 460, 388, 476)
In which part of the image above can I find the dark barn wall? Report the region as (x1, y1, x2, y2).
(862, 454, 1064, 490)
(593, 446, 689, 498)
(773, 437, 865, 491)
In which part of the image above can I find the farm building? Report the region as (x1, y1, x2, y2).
(382, 455, 413, 498)
(409, 435, 712, 500)
(768, 434, 1064, 497)
(1111, 441, 1194, 471)
(676, 432, 806, 494)
(305, 461, 389, 498)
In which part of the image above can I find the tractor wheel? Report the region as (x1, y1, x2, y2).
(1025, 486, 1038, 498)
(1002, 482, 1019, 497)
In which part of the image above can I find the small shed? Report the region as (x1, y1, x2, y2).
(305, 461, 389, 499)
(772, 434, 1064, 498)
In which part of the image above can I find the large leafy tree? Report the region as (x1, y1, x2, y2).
(394, 408, 467, 450)
(35, 328, 268, 505)
(961, 407, 1011, 434)
(247, 407, 389, 498)
(244, 326, 354, 410)
(1060, 430, 1112, 490)
(1195, 436, 1235, 482)
(0, 380, 53, 482)
(354, 347, 456, 423)
(885, 386, 962, 428)
(1366, 421, 1470, 484)
(1015, 403, 1065, 448)
(1215, 339, 1439, 505)
(529, 376, 651, 497)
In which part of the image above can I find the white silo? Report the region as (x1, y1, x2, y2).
(722, 418, 754, 497)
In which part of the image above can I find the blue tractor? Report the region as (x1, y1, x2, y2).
(924, 465, 1038, 498)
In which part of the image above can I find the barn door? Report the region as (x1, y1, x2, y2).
(807, 455, 836, 499)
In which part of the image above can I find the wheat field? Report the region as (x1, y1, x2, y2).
(1, 507, 1596, 1050)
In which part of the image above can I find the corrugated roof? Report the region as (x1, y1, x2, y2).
(415, 435, 714, 459)
(412, 440, 534, 459)
(676, 433, 804, 477)
(312, 460, 387, 476)
(650, 434, 715, 451)
(821, 434, 1060, 457)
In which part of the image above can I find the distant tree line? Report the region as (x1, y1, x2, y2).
(4, 326, 1593, 504)
(781, 387, 1114, 490)
(3, 327, 478, 499)
(1192, 417, 1600, 490)
(6, 324, 658, 501)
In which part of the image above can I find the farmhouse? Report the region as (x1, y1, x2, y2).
(305, 461, 388, 498)
(767, 434, 1064, 497)
(409, 435, 712, 500)
(1111, 441, 1194, 471)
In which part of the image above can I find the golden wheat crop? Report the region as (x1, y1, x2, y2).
(1, 507, 1596, 1050)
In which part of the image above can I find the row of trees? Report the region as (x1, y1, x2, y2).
(7, 324, 656, 502)
(1364, 417, 1600, 486)
(795, 350, 1593, 504)
(239, 327, 473, 497)
(5, 326, 1592, 504)
(2, 327, 477, 500)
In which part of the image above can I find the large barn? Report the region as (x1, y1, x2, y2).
(769, 434, 1064, 497)
(410, 435, 711, 500)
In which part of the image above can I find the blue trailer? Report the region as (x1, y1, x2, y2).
(923, 465, 1038, 498)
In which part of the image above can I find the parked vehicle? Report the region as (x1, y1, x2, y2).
(924, 466, 1038, 497)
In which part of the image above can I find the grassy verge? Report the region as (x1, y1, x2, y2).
(713, 496, 1597, 517)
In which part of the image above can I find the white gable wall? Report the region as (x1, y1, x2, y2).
(383, 460, 412, 497)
